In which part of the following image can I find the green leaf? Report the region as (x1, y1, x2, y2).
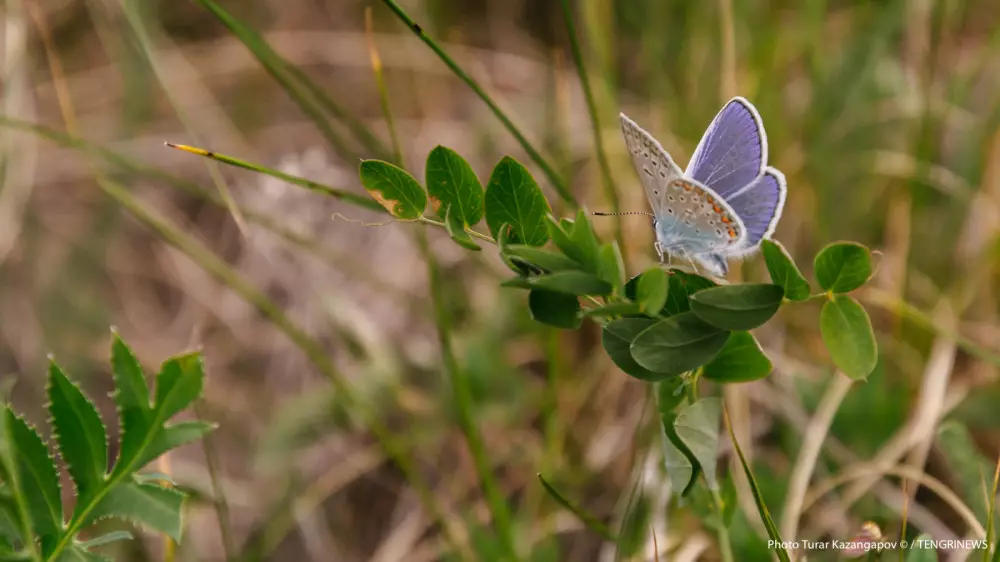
(702, 332, 773, 383)
(661, 416, 698, 496)
(110, 332, 152, 476)
(444, 206, 481, 251)
(484, 157, 550, 246)
(425, 146, 484, 225)
(7, 413, 62, 539)
(673, 397, 722, 489)
(906, 534, 938, 562)
(47, 361, 108, 510)
(583, 302, 643, 318)
(358, 160, 427, 220)
(503, 245, 579, 272)
(543, 216, 578, 262)
(499, 276, 533, 290)
(761, 240, 810, 301)
(616, 492, 651, 556)
(88, 481, 185, 542)
(630, 313, 729, 375)
(820, 295, 878, 380)
(601, 319, 663, 381)
(596, 243, 625, 290)
(636, 268, 668, 314)
(663, 270, 717, 316)
(536, 475, 615, 542)
(58, 545, 110, 562)
(136, 421, 216, 471)
(527, 271, 612, 296)
(721, 473, 738, 527)
(568, 210, 601, 273)
(528, 290, 581, 329)
(813, 242, 872, 293)
(496, 224, 538, 276)
(154, 352, 205, 422)
(656, 377, 688, 415)
(689, 284, 784, 331)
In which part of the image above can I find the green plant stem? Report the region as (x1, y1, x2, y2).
(710, 485, 735, 562)
(195, 403, 235, 562)
(559, 0, 623, 250)
(416, 228, 518, 559)
(90, 177, 463, 556)
(378, 0, 576, 206)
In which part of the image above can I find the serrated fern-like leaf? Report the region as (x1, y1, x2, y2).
(6, 412, 63, 543)
(47, 361, 108, 512)
(86, 481, 185, 542)
(109, 332, 153, 480)
(153, 353, 204, 422)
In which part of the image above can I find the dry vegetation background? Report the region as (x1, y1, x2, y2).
(1, 0, 1000, 561)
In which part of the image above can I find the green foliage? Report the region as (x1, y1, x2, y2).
(0, 332, 212, 561)
(484, 157, 551, 245)
(425, 145, 484, 226)
(761, 240, 810, 301)
(358, 160, 427, 219)
(689, 284, 784, 331)
(820, 294, 878, 380)
(813, 242, 873, 293)
(636, 267, 668, 314)
(631, 313, 730, 376)
(703, 332, 773, 383)
(528, 290, 581, 329)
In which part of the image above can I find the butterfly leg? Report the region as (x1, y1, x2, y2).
(686, 256, 701, 275)
(654, 241, 665, 263)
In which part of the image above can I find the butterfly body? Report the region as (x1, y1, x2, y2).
(621, 97, 786, 277)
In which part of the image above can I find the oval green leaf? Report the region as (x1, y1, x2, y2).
(596, 242, 625, 290)
(528, 290, 581, 329)
(601, 318, 664, 381)
(689, 284, 784, 330)
(625, 269, 715, 317)
(583, 302, 643, 318)
(761, 239, 810, 301)
(820, 294, 878, 380)
(484, 156, 551, 246)
(813, 242, 872, 293)
(528, 271, 613, 296)
(674, 397, 722, 489)
(630, 312, 730, 375)
(702, 332, 773, 383)
(359, 159, 427, 220)
(636, 268, 668, 314)
(426, 146, 484, 226)
(569, 209, 601, 273)
(504, 245, 579, 272)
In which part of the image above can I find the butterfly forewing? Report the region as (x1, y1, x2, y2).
(620, 113, 684, 216)
(685, 97, 768, 200)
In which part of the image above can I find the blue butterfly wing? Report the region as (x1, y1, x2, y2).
(685, 97, 767, 199)
(725, 167, 786, 250)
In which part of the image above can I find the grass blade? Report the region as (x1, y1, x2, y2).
(723, 406, 791, 562)
(537, 474, 616, 542)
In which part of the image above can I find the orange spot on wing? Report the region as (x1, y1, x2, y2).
(721, 216, 730, 224)
(728, 228, 737, 239)
(713, 205, 722, 213)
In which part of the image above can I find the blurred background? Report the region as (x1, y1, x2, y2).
(1, 0, 999, 560)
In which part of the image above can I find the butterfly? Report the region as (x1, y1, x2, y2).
(619, 97, 787, 277)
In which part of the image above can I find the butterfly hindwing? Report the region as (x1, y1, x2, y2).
(685, 97, 767, 200)
(653, 178, 745, 256)
(620, 113, 684, 216)
(725, 167, 786, 253)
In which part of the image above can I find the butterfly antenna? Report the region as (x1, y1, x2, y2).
(592, 211, 653, 217)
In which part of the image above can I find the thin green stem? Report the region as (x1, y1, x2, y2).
(195, 403, 235, 562)
(364, 7, 404, 166)
(417, 228, 518, 559)
(378, 0, 576, 206)
(710, 485, 735, 562)
(559, 0, 623, 248)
